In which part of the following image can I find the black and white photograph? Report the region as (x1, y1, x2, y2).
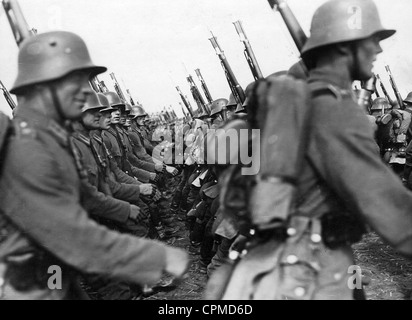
(1, 0, 412, 304)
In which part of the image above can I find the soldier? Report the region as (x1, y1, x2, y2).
(209, 98, 229, 129)
(102, 92, 157, 184)
(225, 94, 238, 120)
(0, 31, 188, 300)
(276, 0, 412, 299)
(208, 0, 412, 301)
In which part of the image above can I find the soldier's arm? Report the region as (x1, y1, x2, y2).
(107, 178, 141, 203)
(129, 132, 155, 163)
(80, 180, 131, 223)
(127, 151, 156, 172)
(129, 161, 153, 183)
(0, 138, 175, 286)
(108, 158, 140, 185)
(309, 95, 412, 256)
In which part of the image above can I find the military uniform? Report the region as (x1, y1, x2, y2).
(102, 125, 153, 183)
(0, 107, 169, 299)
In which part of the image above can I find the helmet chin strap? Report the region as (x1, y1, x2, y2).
(48, 84, 66, 124)
(350, 43, 361, 81)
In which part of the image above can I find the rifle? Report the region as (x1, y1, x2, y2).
(2, 0, 35, 46)
(0, 80, 17, 110)
(126, 89, 135, 106)
(195, 68, 213, 104)
(90, 77, 102, 93)
(267, 0, 374, 113)
(233, 20, 264, 81)
(110, 72, 126, 101)
(187, 75, 209, 116)
(169, 105, 177, 119)
(2, 0, 35, 109)
(376, 74, 393, 104)
(179, 102, 190, 120)
(385, 65, 404, 109)
(209, 32, 246, 106)
(176, 86, 194, 118)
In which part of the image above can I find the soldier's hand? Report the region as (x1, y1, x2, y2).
(129, 205, 147, 223)
(155, 164, 165, 172)
(150, 173, 159, 183)
(164, 247, 189, 279)
(165, 165, 179, 177)
(152, 188, 162, 202)
(139, 184, 155, 196)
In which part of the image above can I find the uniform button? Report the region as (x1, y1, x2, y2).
(294, 287, 306, 297)
(249, 229, 256, 236)
(229, 251, 239, 261)
(287, 228, 297, 236)
(20, 121, 28, 128)
(241, 249, 248, 256)
(286, 255, 298, 264)
(311, 234, 322, 243)
(334, 273, 343, 281)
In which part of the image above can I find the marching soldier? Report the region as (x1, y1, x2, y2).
(0, 31, 188, 300)
(207, 0, 412, 301)
(275, 0, 412, 299)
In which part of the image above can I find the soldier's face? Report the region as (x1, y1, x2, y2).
(111, 109, 120, 124)
(355, 35, 383, 80)
(124, 117, 132, 127)
(136, 116, 145, 126)
(119, 111, 127, 125)
(54, 70, 93, 120)
(82, 109, 102, 129)
(100, 111, 111, 130)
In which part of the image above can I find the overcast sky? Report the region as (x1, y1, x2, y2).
(1, 0, 411, 117)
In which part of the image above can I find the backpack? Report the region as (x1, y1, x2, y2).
(205, 75, 355, 300)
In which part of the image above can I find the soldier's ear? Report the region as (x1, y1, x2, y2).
(335, 43, 352, 56)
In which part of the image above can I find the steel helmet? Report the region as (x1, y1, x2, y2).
(226, 93, 237, 109)
(103, 92, 124, 109)
(403, 92, 412, 105)
(11, 31, 107, 95)
(371, 97, 391, 111)
(130, 106, 148, 118)
(124, 102, 133, 115)
(301, 0, 396, 58)
(82, 91, 106, 113)
(196, 108, 210, 119)
(210, 98, 228, 117)
(97, 93, 114, 113)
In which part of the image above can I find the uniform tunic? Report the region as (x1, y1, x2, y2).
(0, 107, 168, 299)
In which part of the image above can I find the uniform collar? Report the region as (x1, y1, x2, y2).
(14, 106, 70, 147)
(308, 67, 353, 91)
